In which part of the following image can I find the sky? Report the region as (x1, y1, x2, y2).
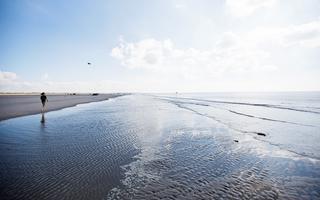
(1, 0, 320, 93)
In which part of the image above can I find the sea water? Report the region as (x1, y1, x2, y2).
(0, 93, 319, 200)
(157, 92, 320, 160)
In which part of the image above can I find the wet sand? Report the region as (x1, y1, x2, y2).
(0, 94, 319, 200)
(0, 93, 126, 121)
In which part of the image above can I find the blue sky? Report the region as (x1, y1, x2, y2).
(1, 0, 320, 92)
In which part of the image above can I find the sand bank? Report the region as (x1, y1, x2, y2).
(0, 93, 126, 121)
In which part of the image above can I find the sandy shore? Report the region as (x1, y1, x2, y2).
(0, 93, 126, 121)
(0, 94, 319, 199)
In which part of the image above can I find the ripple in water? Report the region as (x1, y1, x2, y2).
(107, 95, 320, 200)
(0, 97, 140, 200)
(0, 95, 320, 200)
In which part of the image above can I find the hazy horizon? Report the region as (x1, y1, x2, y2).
(1, 0, 320, 93)
(0, 90, 320, 95)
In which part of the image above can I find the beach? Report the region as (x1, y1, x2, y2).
(0, 93, 126, 121)
(0, 93, 320, 200)
(2, 0, 319, 199)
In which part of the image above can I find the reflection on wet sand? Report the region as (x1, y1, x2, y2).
(0, 95, 319, 200)
(41, 112, 45, 124)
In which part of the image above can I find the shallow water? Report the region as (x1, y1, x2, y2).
(157, 92, 320, 160)
(0, 97, 139, 199)
(1, 94, 320, 199)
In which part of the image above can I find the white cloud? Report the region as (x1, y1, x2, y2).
(0, 79, 130, 93)
(248, 19, 320, 48)
(283, 20, 320, 48)
(111, 38, 174, 70)
(216, 32, 240, 48)
(226, 0, 277, 17)
(110, 19, 320, 91)
(0, 71, 17, 83)
(111, 36, 275, 80)
(0, 70, 130, 93)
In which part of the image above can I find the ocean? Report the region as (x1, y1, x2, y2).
(0, 92, 319, 199)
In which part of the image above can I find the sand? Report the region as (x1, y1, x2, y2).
(0, 94, 319, 199)
(0, 93, 126, 121)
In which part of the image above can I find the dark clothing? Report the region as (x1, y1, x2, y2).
(41, 95, 47, 106)
(40, 95, 47, 102)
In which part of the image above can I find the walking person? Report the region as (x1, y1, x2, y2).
(40, 92, 48, 113)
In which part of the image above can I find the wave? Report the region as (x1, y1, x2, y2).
(157, 97, 316, 127)
(171, 101, 269, 137)
(159, 96, 320, 115)
(157, 97, 320, 161)
(227, 110, 315, 127)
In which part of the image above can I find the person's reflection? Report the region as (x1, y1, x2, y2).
(39, 112, 47, 143)
(41, 112, 45, 124)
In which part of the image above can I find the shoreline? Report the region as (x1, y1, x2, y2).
(0, 93, 128, 121)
